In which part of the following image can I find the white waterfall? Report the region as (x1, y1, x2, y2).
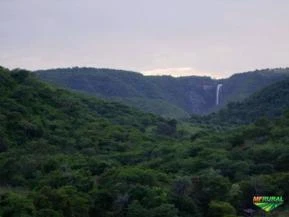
(216, 84, 223, 105)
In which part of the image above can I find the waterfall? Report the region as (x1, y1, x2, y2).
(216, 84, 223, 105)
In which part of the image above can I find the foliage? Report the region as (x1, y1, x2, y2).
(194, 78, 289, 125)
(0, 67, 289, 216)
(36, 67, 289, 118)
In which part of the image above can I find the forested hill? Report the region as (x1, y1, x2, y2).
(0, 66, 183, 216)
(1, 66, 289, 217)
(0, 66, 179, 153)
(36, 67, 289, 118)
(193, 78, 289, 126)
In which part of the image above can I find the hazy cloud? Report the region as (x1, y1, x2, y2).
(1, 0, 289, 77)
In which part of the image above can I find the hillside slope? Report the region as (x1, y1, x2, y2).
(35, 68, 217, 118)
(0, 66, 186, 216)
(36, 67, 289, 118)
(0, 67, 176, 153)
(195, 78, 289, 125)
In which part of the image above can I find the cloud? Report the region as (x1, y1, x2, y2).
(142, 67, 222, 78)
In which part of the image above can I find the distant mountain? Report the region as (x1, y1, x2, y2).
(36, 67, 289, 118)
(193, 78, 289, 125)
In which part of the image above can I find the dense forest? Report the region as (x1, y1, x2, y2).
(0, 66, 289, 217)
(36, 67, 289, 118)
(191, 78, 289, 126)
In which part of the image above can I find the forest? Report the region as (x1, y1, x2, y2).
(36, 67, 289, 118)
(191, 78, 289, 126)
(0, 66, 289, 217)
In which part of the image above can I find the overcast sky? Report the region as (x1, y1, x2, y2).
(1, 0, 289, 78)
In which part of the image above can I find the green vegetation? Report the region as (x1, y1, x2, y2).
(193, 78, 289, 126)
(1, 66, 289, 217)
(36, 67, 289, 118)
(113, 97, 190, 119)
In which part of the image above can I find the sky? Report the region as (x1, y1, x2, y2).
(1, 0, 289, 78)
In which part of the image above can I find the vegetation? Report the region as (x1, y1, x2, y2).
(0, 66, 288, 217)
(192, 78, 289, 126)
(36, 67, 289, 118)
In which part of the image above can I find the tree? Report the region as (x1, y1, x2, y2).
(208, 201, 237, 217)
(127, 200, 149, 217)
(0, 192, 35, 217)
(35, 209, 62, 217)
(0, 137, 8, 153)
(151, 204, 179, 217)
(156, 119, 177, 136)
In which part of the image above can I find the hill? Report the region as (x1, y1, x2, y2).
(0, 66, 186, 216)
(193, 78, 289, 126)
(36, 67, 289, 118)
(1, 66, 289, 217)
